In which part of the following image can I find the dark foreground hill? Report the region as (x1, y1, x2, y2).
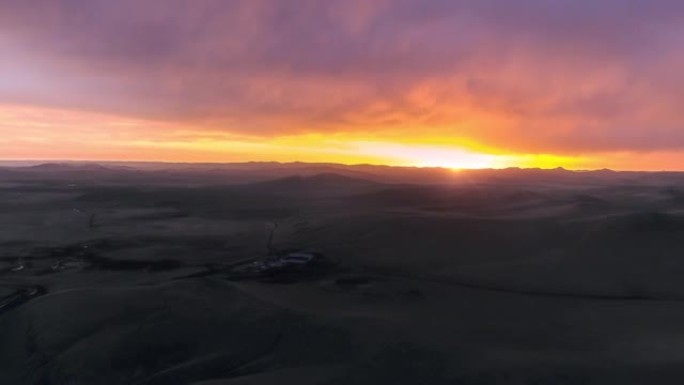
(3, 163, 684, 384)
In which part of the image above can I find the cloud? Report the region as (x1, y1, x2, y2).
(2, 0, 684, 154)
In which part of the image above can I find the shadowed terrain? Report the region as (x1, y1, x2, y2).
(3, 162, 684, 384)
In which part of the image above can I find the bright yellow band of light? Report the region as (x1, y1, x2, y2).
(3, 103, 682, 171)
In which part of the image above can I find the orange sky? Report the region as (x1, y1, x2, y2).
(3, 1, 684, 170)
(3, 103, 684, 171)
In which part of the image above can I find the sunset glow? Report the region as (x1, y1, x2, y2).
(2, 1, 684, 170)
(0, 103, 583, 169)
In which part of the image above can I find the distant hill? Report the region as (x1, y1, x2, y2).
(23, 163, 114, 172)
(239, 172, 384, 196)
(3, 160, 684, 186)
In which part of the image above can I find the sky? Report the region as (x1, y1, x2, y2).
(2, 0, 684, 170)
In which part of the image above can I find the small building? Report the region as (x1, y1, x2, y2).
(281, 252, 318, 265)
(228, 250, 328, 281)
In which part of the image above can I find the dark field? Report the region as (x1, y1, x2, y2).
(3, 163, 684, 384)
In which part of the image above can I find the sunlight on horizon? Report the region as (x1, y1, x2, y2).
(0, 103, 587, 170)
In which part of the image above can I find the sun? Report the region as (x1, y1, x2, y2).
(351, 141, 515, 169)
(410, 150, 513, 169)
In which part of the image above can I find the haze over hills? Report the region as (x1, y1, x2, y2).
(2, 161, 684, 384)
(2, 161, 684, 186)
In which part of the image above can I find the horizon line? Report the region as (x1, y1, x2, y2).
(0, 158, 680, 173)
